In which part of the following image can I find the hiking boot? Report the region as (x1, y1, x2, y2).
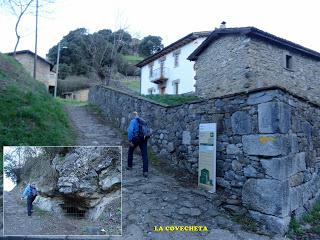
(143, 172, 148, 178)
(126, 166, 132, 170)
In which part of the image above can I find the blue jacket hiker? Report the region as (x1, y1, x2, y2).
(21, 183, 37, 216)
(127, 111, 149, 177)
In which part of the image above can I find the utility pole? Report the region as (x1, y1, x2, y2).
(54, 42, 61, 98)
(33, 0, 38, 79)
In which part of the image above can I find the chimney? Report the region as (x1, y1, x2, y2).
(220, 21, 226, 28)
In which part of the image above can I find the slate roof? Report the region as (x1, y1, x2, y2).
(7, 50, 54, 69)
(188, 27, 320, 61)
(136, 31, 211, 67)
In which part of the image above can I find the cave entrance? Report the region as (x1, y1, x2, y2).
(60, 195, 89, 219)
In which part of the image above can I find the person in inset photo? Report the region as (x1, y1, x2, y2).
(21, 182, 38, 216)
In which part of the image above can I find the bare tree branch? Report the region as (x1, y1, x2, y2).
(2, 0, 55, 56)
(13, 0, 34, 56)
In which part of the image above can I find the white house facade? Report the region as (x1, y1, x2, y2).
(137, 32, 210, 95)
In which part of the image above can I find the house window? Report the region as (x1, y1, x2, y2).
(160, 59, 165, 75)
(174, 82, 179, 94)
(285, 54, 293, 69)
(149, 64, 153, 78)
(173, 51, 180, 67)
(172, 79, 180, 95)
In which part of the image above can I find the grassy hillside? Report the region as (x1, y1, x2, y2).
(0, 53, 74, 161)
(124, 79, 140, 92)
(123, 54, 144, 64)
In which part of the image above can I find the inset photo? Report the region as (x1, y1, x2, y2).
(3, 146, 122, 236)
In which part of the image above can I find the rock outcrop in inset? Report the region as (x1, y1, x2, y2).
(25, 147, 121, 221)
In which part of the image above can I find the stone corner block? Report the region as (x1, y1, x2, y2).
(258, 102, 291, 134)
(248, 210, 291, 234)
(247, 90, 282, 105)
(261, 152, 306, 180)
(242, 178, 290, 217)
(242, 134, 291, 157)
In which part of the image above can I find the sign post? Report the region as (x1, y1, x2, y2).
(198, 123, 217, 193)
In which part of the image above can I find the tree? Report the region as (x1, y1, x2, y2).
(47, 28, 91, 78)
(138, 35, 164, 57)
(1, 0, 34, 56)
(85, 32, 114, 82)
(4, 146, 38, 183)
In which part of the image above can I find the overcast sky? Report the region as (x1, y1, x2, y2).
(0, 0, 319, 58)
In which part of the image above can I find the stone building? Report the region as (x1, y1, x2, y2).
(62, 88, 89, 102)
(8, 50, 57, 95)
(188, 27, 320, 104)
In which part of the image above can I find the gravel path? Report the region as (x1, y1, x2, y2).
(3, 105, 287, 239)
(3, 186, 121, 236)
(65, 105, 123, 146)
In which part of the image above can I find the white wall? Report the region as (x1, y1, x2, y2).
(140, 37, 206, 95)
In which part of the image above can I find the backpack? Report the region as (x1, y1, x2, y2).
(137, 118, 152, 139)
(30, 186, 37, 197)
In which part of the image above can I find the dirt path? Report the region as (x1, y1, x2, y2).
(3, 105, 287, 239)
(3, 187, 120, 236)
(65, 105, 123, 146)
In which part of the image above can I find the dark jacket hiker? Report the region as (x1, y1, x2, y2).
(127, 112, 151, 177)
(21, 183, 37, 216)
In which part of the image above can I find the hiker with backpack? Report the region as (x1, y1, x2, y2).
(21, 182, 38, 216)
(127, 111, 152, 177)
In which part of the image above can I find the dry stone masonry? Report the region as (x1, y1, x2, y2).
(89, 85, 320, 234)
(190, 28, 320, 105)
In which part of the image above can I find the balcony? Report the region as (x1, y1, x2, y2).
(150, 67, 169, 84)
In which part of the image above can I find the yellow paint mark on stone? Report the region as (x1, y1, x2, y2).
(259, 136, 276, 144)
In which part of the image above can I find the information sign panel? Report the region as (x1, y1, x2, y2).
(198, 123, 216, 193)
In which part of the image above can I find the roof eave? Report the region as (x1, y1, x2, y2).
(136, 31, 211, 67)
(188, 27, 320, 62)
(7, 50, 54, 68)
(248, 31, 320, 60)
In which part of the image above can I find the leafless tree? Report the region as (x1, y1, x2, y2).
(84, 32, 113, 83)
(1, 0, 54, 79)
(1, 0, 34, 56)
(105, 11, 129, 85)
(3, 146, 39, 183)
(83, 12, 129, 85)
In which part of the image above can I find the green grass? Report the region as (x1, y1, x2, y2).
(232, 214, 258, 232)
(143, 94, 200, 106)
(303, 202, 320, 223)
(148, 150, 160, 166)
(288, 217, 304, 236)
(0, 53, 75, 169)
(0, 85, 74, 146)
(288, 201, 320, 238)
(123, 79, 140, 92)
(123, 55, 144, 63)
(56, 97, 88, 106)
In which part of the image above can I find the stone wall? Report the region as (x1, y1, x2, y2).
(194, 35, 250, 97)
(89, 85, 320, 234)
(194, 35, 320, 104)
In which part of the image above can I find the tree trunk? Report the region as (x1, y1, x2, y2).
(12, 0, 34, 57)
